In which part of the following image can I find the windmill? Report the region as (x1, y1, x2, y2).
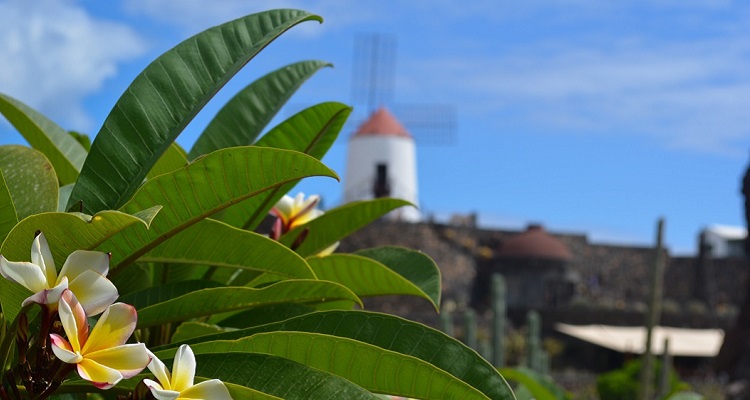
(343, 33, 456, 222)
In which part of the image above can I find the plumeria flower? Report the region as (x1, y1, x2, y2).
(269, 193, 339, 255)
(270, 192, 323, 236)
(50, 290, 150, 389)
(144, 344, 232, 400)
(0, 232, 117, 316)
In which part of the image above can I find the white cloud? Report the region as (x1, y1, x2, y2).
(404, 35, 750, 156)
(0, 0, 146, 131)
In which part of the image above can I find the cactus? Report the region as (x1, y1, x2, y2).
(440, 306, 454, 337)
(465, 308, 477, 350)
(491, 273, 506, 367)
(526, 310, 542, 372)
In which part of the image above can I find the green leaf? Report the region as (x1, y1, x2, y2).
(498, 368, 564, 400)
(67, 130, 91, 151)
(146, 142, 188, 179)
(0, 93, 86, 185)
(224, 383, 285, 400)
(307, 254, 439, 310)
(0, 145, 58, 220)
(141, 218, 315, 279)
(136, 280, 361, 328)
(221, 102, 352, 230)
(110, 263, 153, 296)
(177, 332, 491, 399)
(168, 311, 516, 400)
(57, 184, 73, 212)
(0, 208, 160, 266)
(189, 60, 332, 159)
(355, 246, 441, 311)
(0, 167, 18, 244)
(102, 146, 336, 274)
(119, 279, 223, 311)
(0, 279, 32, 326)
(67, 9, 322, 214)
(280, 198, 412, 257)
(192, 353, 378, 400)
(171, 322, 231, 343)
(216, 303, 316, 329)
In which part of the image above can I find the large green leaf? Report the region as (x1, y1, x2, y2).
(221, 102, 352, 230)
(189, 60, 332, 159)
(498, 368, 563, 400)
(168, 311, 516, 400)
(280, 198, 412, 257)
(136, 280, 361, 328)
(146, 142, 188, 179)
(171, 322, 230, 343)
(164, 332, 490, 399)
(0, 145, 58, 220)
(57, 183, 74, 212)
(355, 246, 441, 311)
(307, 254, 438, 310)
(141, 218, 315, 279)
(0, 209, 160, 263)
(193, 353, 378, 399)
(0, 93, 86, 185)
(0, 168, 17, 244)
(0, 279, 32, 326)
(67, 9, 322, 214)
(119, 279, 223, 311)
(98, 146, 335, 274)
(216, 303, 316, 329)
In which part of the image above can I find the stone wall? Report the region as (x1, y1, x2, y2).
(339, 219, 749, 329)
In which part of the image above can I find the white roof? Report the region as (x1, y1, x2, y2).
(556, 323, 724, 357)
(706, 224, 747, 240)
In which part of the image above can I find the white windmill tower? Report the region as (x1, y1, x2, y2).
(342, 34, 454, 222)
(343, 107, 421, 222)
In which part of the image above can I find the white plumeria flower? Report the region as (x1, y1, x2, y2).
(50, 290, 150, 389)
(145, 344, 232, 400)
(0, 232, 118, 316)
(271, 192, 323, 232)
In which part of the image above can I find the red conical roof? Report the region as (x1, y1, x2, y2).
(497, 224, 573, 261)
(354, 107, 412, 138)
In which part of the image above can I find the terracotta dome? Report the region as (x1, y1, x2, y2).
(497, 224, 572, 261)
(353, 107, 412, 138)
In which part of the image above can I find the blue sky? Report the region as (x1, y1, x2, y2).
(1, 0, 750, 254)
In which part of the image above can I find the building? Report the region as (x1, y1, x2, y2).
(343, 107, 421, 222)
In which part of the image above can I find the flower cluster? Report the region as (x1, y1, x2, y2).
(0, 232, 231, 399)
(269, 192, 338, 255)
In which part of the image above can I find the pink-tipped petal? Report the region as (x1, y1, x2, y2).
(22, 278, 69, 309)
(170, 345, 196, 391)
(68, 270, 118, 316)
(143, 379, 180, 400)
(83, 303, 136, 354)
(58, 292, 87, 352)
(77, 358, 123, 390)
(146, 351, 173, 391)
(59, 250, 110, 282)
(0, 257, 48, 293)
(50, 334, 82, 364)
(31, 233, 57, 285)
(86, 343, 150, 379)
(181, 379, 233, 400)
